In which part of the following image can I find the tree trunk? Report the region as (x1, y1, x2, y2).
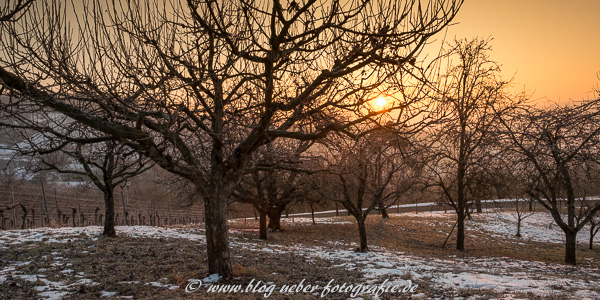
(259, 210, 267, 240)
(19, 205, 27, 229)
(54, 188, 60, 226)
(475, 199, 482, 213)
(267, 205, 285, 231)
(121, 190, 128, 226)
(456, 211, 465, 251)
(589, 224, 597, 251)
(103, 188, 116, 237)
(204, 194, 232, 278)
(516, 217, 522, 237)
(564, 230, 577, 265)
(379, 202, 389, 219)
(357, 218, 368, 252)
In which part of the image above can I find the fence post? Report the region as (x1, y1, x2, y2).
(54, 188, 60, 226)
(40, 178, 50, 227)
(121, 190, 128, 226)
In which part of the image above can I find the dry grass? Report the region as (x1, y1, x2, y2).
(1, 211, 599, 299)
(1, 233, 361, 299)
(235, 213, 600, 267)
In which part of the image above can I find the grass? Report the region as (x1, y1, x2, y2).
(1, 211, 599, 299)
(247, 212, 600, 267)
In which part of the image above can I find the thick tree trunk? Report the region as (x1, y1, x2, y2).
(102, 188, 116, 237)
(564, 230, 577, 265)
(267, 205, 285, 231)
(456, 211, 465, 251)
(357, 218, 368, 252)
(259, 210, 267, 240)
(204, 194, 232, 278)
(475, 199, 482, 213)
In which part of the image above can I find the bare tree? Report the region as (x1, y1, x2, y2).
(316, 128, 421, 252)
(424, 37, 522, 251)
(10, 123, 152, 236)
(234, 140, 312, 239)
(0, 0, 463, 277)
(588, 210, 600, 250)
(497, 101, 600, 264)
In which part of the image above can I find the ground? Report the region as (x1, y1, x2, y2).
(1, 210, 599, 299)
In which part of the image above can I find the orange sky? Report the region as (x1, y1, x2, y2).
(444, 0, 600, 103)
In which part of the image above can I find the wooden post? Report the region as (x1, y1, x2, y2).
(11, 186, 16, 229)
(168, 204, 172, 226)
(54, 188, 60, 226)
(78, 203, 83, 226)
(121, 190, 128, 226)
(151, 197, 155, 226)
(442, 220, 458, 248)
(40, 178, 50, 227)
(72, 208, 76, 227)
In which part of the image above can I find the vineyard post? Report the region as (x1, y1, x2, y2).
(168, 204, 172, 226)
(78, 203, 83, 226)
(54, 188, 60, 226)
(11, 186, 16, 229)
(40, 178, 50, 226)
(121, 190, 127, 226)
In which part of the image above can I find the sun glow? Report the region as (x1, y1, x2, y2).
(373, 95, 389, 111)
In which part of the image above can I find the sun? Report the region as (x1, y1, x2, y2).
(373, 95, 388, 110)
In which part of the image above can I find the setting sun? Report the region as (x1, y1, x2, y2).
(373, 96, 388, 110)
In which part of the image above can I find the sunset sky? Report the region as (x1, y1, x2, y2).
(446, 0, 600, 103)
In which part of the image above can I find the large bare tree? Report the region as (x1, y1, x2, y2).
(497, 100, 600, 265)
(0, 0, 463, 277)
(423, 38, 522, 251)
(0, 105, 153, 236)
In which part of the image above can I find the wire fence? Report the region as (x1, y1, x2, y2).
(0, 183, 204, 230)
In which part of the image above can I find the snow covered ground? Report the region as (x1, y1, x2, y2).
(1, 212, 599, 299)
(468, 210, 596, 245)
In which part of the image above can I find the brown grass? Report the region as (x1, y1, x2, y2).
(235, 213, 600, 267)
(1, 212, 598, 299)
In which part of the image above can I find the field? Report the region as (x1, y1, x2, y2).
(1, 210, 599, 299)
